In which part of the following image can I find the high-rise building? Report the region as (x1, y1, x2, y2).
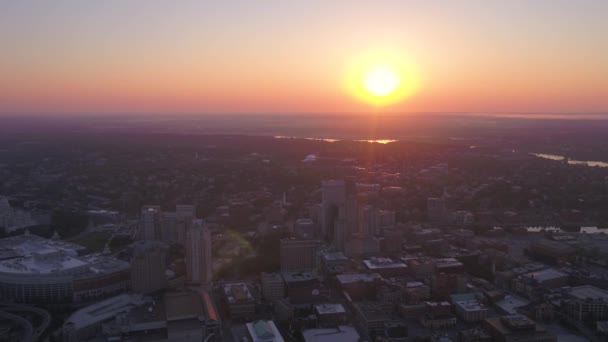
(322, 179, 358, 249)
(130, 240, 168, 294)
(280, 238, 321, 272)
(186, 220, 212, 284)
(140, 205, 161, 240)
(322, 180, 346, 239)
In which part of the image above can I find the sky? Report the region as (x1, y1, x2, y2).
(0, 0, 607, 115)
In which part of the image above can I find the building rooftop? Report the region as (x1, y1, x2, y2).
(0, 234, 83, 259)
(336, 273, 383, 285)
(0, 235, 128, 277)
(321, 251, 348, 262)
(314, 304, 346, 315)
(568, 285, 608, 301)
(302, 326, 359, 342)
(434, 258, 464, 268)
(495, 294, 530, 315)
(522, 268, 567, 283)
(455, 300, 486, 312)
(282, 271, 317, 283)
(354, 302, 389, 322)
(362, 257, 407, 270)
(163, 291, 203, 322)
(64, 294, 150, 330)
(223, 283, 254, 304)
(245, 320, 284, 342)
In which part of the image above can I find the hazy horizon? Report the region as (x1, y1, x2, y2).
(2, 0, 607, 115)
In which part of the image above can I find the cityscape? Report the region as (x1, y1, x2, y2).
(1, 1, 608, 342)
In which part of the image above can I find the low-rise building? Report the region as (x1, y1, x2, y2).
(563, 285, 608, 322)
(362, 257, 408, 278)
(222, 282, 256, 320)
(314, 304, 347, 326)
(454, 300, 488, 322)
(483, 315, 556, 342)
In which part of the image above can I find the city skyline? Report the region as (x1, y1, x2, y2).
(1, 0, 607, 115)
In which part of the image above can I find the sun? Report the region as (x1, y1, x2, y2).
(363, 65, 400, 98)
(344, 51, 420, 107)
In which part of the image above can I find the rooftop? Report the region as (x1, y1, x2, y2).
(568, 285, 608, 301)
(223, 283, 254, 304)
(64, 294, 150, 330)
(314, 303, 346, 315)
(362, 257, 407, 270)
(321, 251, 348, 262)
(336, 273, 383, 285)
(0, 235, 128, 276)
(164, 291, 203, 321)
(455, 300, 486, 312)
(282, 271, 317, 283)
(434, 258, 464, 268)
(302, 326, 359, 342)
(246, 320, 284, 342)
(522, 268, 567, 283)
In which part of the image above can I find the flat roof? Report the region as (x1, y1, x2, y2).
(435, 258, 463, 268)
(362, 257, 407, 270)
(336, 273, 382, 284)
(164, 291, 203, 321)
(523, 268, 567, 282)
(455, 300, 486, 312)
(303, 326, 359, 342)
(314, 304, 345, 315)
(568, 285, 608, 301)
(64, 294, 150, 330)
(321, 251, 348, 261)
(354, 302, 388, 322)
(495, 294, 530, 315)
(246, 320, 284, 342)
(282, 272, 317, 283)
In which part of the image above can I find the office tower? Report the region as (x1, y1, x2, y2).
(186, 220, 212, 284)
(130, 240, 168, 294)
(322, 180, 346, 240)
(344, 177, 359, 237)
(280, 238, 321, 272)
(322, 178, 358, 247)
(141, 205, 161, 240)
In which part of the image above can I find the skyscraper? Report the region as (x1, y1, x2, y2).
(322, 180, 346, 240)
(130, 240, 168, 294)
(186, 220, 212, 284)
(140, 205, 161, 240)
(322, 179, 358, 249)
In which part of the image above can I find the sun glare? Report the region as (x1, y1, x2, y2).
(344, 51, 420, 107)
(363, 65, 400, 98)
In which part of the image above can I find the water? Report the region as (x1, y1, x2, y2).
(274, 136, 397, 144)
(531, 153, 608, 168)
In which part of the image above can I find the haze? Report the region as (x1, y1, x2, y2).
(1, 0, 607, 115)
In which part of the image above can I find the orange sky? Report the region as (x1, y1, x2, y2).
(1, 1, 606, 114)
